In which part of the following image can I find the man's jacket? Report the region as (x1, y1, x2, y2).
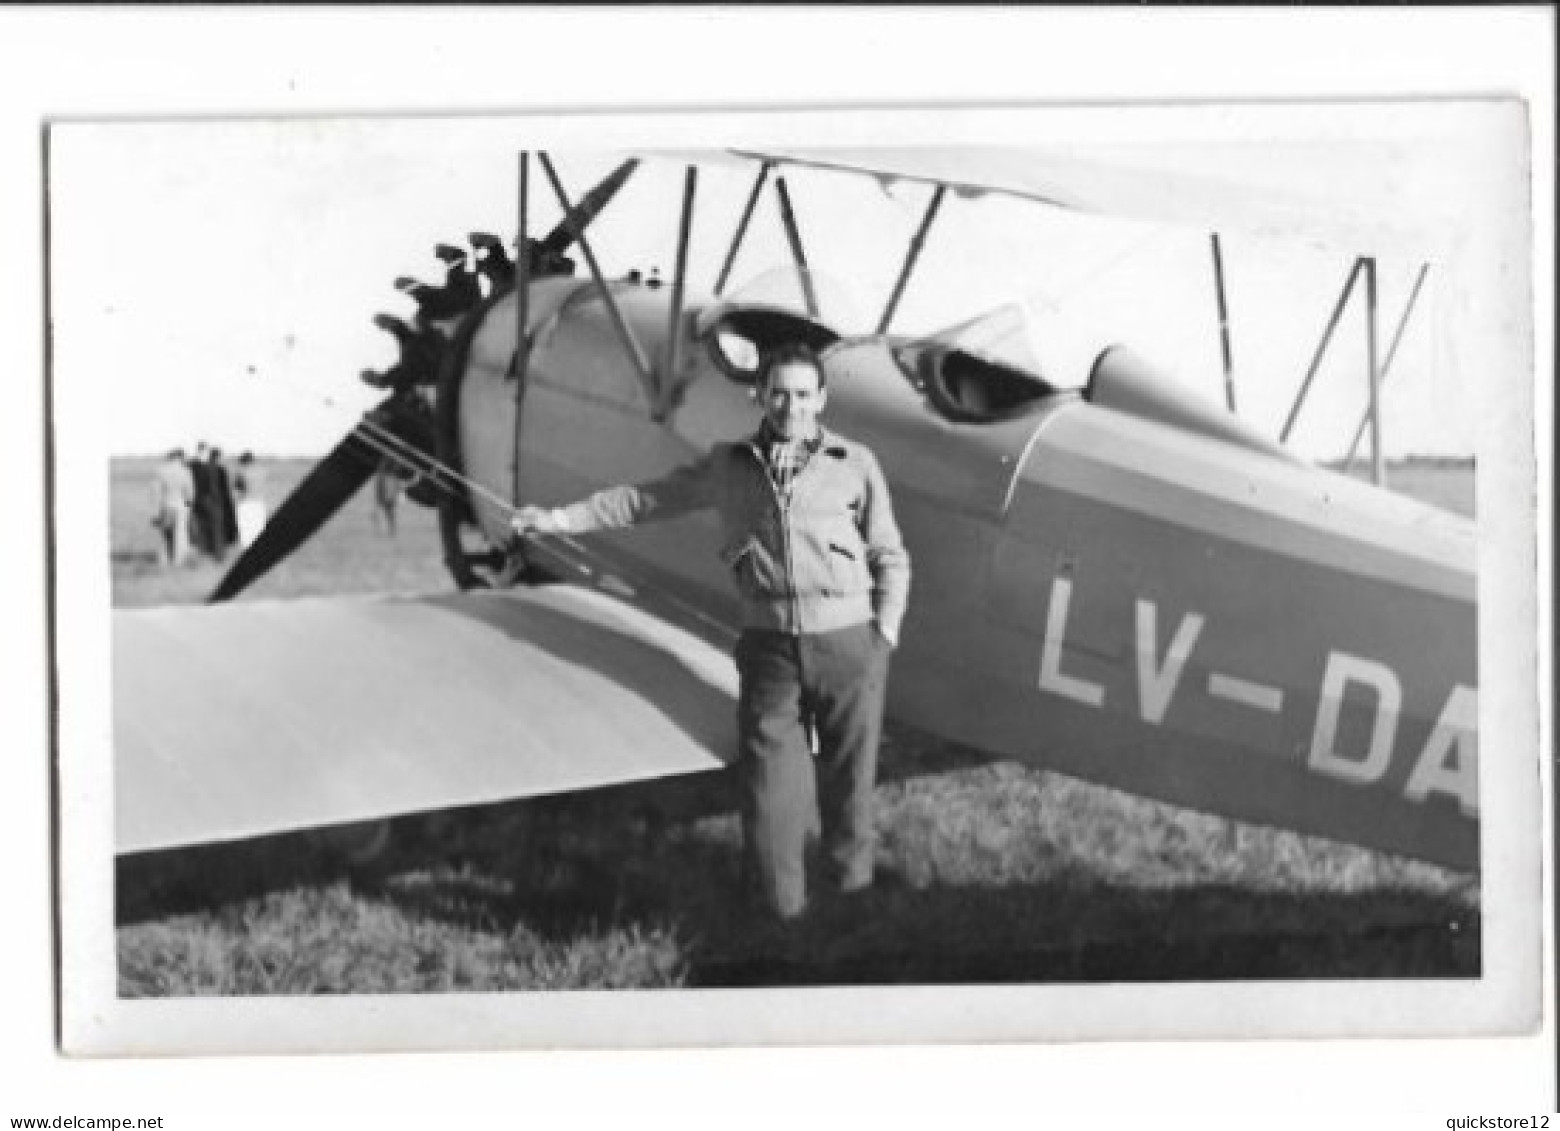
(558, 427, 911, 642)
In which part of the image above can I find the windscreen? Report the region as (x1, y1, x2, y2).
(696, 266, 866, 383)
(903, 304, 1061, 423)
(695, 266, 867, 338)
(923, 304, 1045, 373)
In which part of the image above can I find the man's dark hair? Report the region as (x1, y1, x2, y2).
(757, 342, 826, 391)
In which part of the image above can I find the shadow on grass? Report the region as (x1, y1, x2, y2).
(118, 827, 336, 925)
(118, 765, 1479, 987)
(683, 882, 1479, 986)
(366, 827, 1478, 985)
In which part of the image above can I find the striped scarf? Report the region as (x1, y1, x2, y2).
(759, 422, 820, 508)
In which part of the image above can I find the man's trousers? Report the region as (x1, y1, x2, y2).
(733, 621, 891, 918)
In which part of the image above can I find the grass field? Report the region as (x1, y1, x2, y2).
(112, 457, 1480, 993)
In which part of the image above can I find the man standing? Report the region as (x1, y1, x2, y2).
(372, 460, 404, 537)
(207, 447, 239, 561)
(233, 451, 268, 548)
(188, 441, 214, 559)
(149, 447, 195, 567)
(512, 343, 910, 921)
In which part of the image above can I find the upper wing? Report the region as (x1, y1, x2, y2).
(686, 139, 1459, 261)
(114, 585, 737, 855)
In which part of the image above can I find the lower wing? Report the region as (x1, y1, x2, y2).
(113, 585, 737, 855)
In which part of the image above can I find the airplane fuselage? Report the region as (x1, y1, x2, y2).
(450, 276, 1478, 871)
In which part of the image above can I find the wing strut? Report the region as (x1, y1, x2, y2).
(1210, 233, 1237, 413)
(1280, 257, 1366, 444)
(537, 153, 655, 394)
(774, 174, 820, 319)
(876, 184, 947, 335)
(714, 160, 772, 297)
(657, 165, 698, 419)
(1343, 263, 1431, 468)
(1363, 257, 1385, 486)
(1280, 255, 1426, 487)
(511, 151, 531, 503)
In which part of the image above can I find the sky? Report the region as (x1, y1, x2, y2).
(48, 107, 1521, 460)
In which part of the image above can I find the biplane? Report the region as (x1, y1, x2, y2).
(113, 146, 1477, 874)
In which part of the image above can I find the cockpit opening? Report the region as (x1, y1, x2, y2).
(695, 265, 861, 385)
(902, 344, 1058, 425)
(893, 302, 1065, 424)
(703, 308, 843, 385)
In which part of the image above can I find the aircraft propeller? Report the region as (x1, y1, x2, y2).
(470, 231, 515, 290)
(208, 392, 436, 603)
(207, 157, 642, 603)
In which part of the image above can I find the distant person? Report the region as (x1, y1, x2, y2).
(204, 448, 238, 562)
(233, 451, 268, 548)
(188, 441, 214, 558)
(373, 461, 404, 537)
(149, 447, 195, 567)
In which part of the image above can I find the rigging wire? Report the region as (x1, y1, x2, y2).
(243, 366, 739, 642)
(242, 368, 515, 516)
(238, 369, 657, 596)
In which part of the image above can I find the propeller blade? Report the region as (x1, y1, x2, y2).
(469, 231, 507, 256)
(373, 312, 414, 344)
(208, 414, 386, 603)
(535, 157, 641, 258)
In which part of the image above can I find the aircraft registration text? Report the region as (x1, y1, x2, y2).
(1037, 577, 1478, 817)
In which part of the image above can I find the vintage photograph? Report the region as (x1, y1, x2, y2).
(50, 102, 1537, 1054)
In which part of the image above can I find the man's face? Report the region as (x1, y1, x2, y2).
(761, 360, 827, 441)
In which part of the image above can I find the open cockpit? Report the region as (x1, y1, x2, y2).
(694, 266, 855, 386)
(703, 306, 842, 384)
(695, 275, 1067, 427)
(894, 341, 1060, 424)
(890, 303, 1065, 425)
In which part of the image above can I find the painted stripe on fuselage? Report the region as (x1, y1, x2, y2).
(1021, 403, 1473, 603)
